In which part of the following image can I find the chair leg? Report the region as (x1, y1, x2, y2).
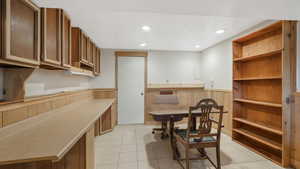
(186, 148, 190, 169)
(216, 145, 221, 169)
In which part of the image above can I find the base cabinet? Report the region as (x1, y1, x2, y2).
(0, 130, 91, 169)
(94, 105, 116, 136)
(0, 138, 85, 169)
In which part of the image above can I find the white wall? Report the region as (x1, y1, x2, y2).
(25, 69, 90, 97)
(90, 49, 203, 88)
(198, 21, 276, 90)
(148, 50, 202, 84)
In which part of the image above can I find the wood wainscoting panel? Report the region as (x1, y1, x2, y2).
(291, 92, 300, 168)
(0, 89, 94, 128)
(210, 90, 233, 136)
(27, 101, 53, 117)
(93, 88, 117, 99)
(2, 107, 28, 127)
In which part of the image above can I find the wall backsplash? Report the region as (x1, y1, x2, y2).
(25, 69, 91, 97)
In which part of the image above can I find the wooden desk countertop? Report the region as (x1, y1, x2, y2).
(0, 99, 114, 165)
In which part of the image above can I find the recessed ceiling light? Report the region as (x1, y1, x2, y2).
(195, 45, 200, 48)
(216, 29, 225, 34)
(140, 43, 147, 47)
(142, 25, 151, 32)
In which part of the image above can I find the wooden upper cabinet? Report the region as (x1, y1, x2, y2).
(92, 43, 96, 66)
(41, 8, 62, 67)
(94, 48, 101, 76)
(86, 38, 92, 65)
(81, 32, 88, 64)
(0, 0, 40, 67)
(72, 27, 96, 69)
(72, 27, 89, 66)
(90, 41, 96, 66)
(61, 10, 72, 68)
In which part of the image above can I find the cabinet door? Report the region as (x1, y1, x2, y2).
(81, 33, 88, 63)
(86, 39, 92, 64)
(95, 48, 101, 75)
(41, 8, 62, 66)
(3, 0, 40, 66)
(61, 10, 72, 68)
(92, 45, 96, 72)
(90, 42, 96, 66)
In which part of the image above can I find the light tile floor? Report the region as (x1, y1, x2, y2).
(95, 125, 286, 169)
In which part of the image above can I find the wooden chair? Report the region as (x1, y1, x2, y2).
(173, 98, 224, 169)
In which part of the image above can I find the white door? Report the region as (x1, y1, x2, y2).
(118, 57, 145, 124)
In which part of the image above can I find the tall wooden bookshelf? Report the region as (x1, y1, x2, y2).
(232, 21, 296, 167)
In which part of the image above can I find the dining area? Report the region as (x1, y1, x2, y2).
(94, 107, 279, 169)
(150, 98, 225, 169)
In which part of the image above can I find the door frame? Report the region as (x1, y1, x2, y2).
(115, 51, 148, 124)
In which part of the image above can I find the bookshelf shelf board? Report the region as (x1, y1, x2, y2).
(233, 118, 283, 135)
(233, 139, 282, 165)
(233, 49, 282, 62)
(233, 76, 282, 81)
(234, 99, 282, 108)
(233, 129, 282, 151)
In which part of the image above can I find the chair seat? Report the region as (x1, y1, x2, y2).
(174, 129, 216, 143)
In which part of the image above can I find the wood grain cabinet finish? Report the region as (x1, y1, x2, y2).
(41, 8, 62, 67)
(101, 107, 112, 132)
(90, 41, 95, 66)
(71, 27, 89, 66)
(94, 48, 101, 76)
(61, 10, 72, 68)
(0, 0, 40, 67)
(86, 38, 92, 65)
(81, 32, 88, 64)
(232, 21, 296, 167)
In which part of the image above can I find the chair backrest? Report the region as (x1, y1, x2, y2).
(186, 98, 224, 142)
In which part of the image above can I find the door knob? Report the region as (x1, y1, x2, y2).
(140, 92, 144, 96)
